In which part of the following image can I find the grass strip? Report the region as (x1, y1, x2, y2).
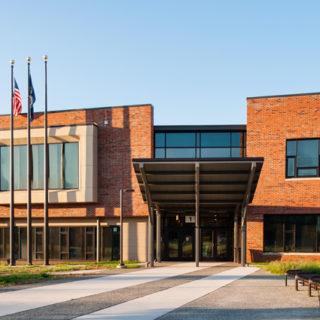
(257, 261, 320, 275)
(0, 272, 54, 286)
(0, 260, 140, 275)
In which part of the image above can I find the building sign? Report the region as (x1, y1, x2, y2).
(185, 215, 195, 223)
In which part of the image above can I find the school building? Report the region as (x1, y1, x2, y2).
(0, 92, 319, 264)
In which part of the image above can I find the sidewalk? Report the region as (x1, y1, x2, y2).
(0, 263, 318, 320)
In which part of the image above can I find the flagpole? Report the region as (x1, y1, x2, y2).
(27, 57, 32, 265)
(9, 60, 15, 266)
(43, 55, 49, 265)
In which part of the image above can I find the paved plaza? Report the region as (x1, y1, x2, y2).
(0, 263, 319, 320)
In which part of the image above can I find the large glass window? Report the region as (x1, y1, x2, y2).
(286, 139, 320, 178)
(201, 133, 230, 147)
(166, 133, 196, 147)
(166, 148, 196, 158)
(0, 142, 79, 191)
(0, 226, 101, 261)
(264, 214, 319, 253)
(264, 215, 284, 252)
(64, 143, 79, 189)
(155, 133, 165, 148)
(0, 146, 9, 191)
(32, 144, 44, 190)
(14, 145, 27, 190)
(49, 143, 62, 189)
(155, 131, 244, 159)
(70, 227, 83, 259)
(295, 215, 317, 252)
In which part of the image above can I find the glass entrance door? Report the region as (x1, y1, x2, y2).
(165, 228, 194, 261)
(201, 229, 214, 259)
(201, 228, 232, 261)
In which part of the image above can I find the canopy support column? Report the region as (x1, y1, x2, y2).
(241, 162, 256, 267)
(156, 208, 161, 263)
(148, 208, 154, 267)
(234, 205, 239, 263)
(195, 162, 200, 267)
(241, 206, 247, 266)
(139, 163, 155, 267)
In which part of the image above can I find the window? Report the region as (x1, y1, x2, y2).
(166, 133, 195, 148)
(0, 142, 79, 191)
(286, 139, 320, 178)
(32, 145, 44, 190)
(64, 143, 79, 189)
(0, 226, 101, 261)
(155, 131, 244, 159)
(14, 145, 27, 190)
(49, 143, 62, 189)
(0, 146, 9, 191)
(264, 215, 319, 252)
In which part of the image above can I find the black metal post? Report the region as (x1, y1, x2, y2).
(96, 218, 100, 262)
(118, 189, 125, 268)
(27, 58, 32, 265)
(9, 60, 15, 266)
(43, 55, 49, 265)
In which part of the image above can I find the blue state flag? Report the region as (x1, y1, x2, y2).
(28, 73, 36, 121)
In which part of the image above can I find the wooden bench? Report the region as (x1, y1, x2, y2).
(295, 272, 320, 297)
(310, 276, 320, 297)
(284, 269, 302, 286)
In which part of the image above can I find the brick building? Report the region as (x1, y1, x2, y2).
(0, 93, 319, 264)
(247, 93, 320, 262)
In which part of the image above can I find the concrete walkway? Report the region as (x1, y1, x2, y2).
(75, 266, 258, 320)
(0, 262, 219, 317)
(0, 263, 319, 320)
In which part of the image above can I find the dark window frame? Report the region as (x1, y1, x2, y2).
(154, 130, 245, 159)
(264, 214, 319, 253)
(286, 138, 320, 178)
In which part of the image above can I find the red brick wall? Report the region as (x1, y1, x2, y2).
(0, 105, 153, 220)
(246, 94, 320, 262)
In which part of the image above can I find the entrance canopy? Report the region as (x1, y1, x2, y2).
(133, 157, 264, 267)
(132, 158, 264, 214)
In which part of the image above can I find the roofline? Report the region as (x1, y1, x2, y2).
(132, 157, 264, 163)
(247, 92, 320, 100)
(154, 125, 246, 132)
(0, 103, 153, 117)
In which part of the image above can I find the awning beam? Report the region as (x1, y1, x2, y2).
(241, 162, 257, 267)
(139, 163, 154, 225)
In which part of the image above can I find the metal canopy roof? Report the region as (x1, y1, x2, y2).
(132, 158, 264, 214)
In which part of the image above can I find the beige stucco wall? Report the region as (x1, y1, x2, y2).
(0, 124, 97, 204)
(100, 217, 148, 262)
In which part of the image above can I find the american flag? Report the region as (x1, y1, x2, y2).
(13, 79, 22, 116)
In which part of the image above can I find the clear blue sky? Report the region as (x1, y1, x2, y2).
(1, 0, 320, 125)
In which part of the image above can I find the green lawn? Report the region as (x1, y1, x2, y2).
(253, 261, 320, 275)
(0, 260, 140, 286)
